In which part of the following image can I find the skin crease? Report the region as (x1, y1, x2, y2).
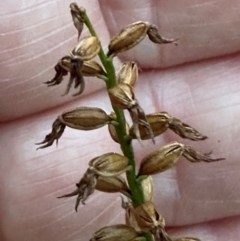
(1, 0, 240, 240)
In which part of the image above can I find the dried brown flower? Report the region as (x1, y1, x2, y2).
(58, 153, 129, 211)
(108, 83, 154, 143)
(139, 141, 224, 176)
(58, 168, 98, 211)
(46, 55, 105, 96)
(107, 21, 177, 57)
(129, 112, 207, 141)
(69, 3, 85, 40)
(36, 107, 111, 149)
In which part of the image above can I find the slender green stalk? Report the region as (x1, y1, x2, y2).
(82, 9, 153, 241)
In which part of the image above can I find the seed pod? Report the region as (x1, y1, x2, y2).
(174, 238, 201, 241)
(59, 107, 111, 130)
(138, 142, 184, 175)
(108, 83, 137, 109)
(70, 3, 85, 40)
(71, 36, 100, 60)
(81, 60, 106, 76)
(89, 153, 129, 177)
(133, 201, 165, 233)
(95, 176, 130, 197)
(108, 21, 150, 56)
(141, 176, 154, 202)
(90, 224, 140, 241)
(147, 25, 177, 45)
(129, 112, 170, 140)
(116, 62, 139, 87)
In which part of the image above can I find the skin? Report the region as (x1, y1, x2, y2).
(1, 0, 240, 240)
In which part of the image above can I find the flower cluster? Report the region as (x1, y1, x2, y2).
(37, 3, 224, 241)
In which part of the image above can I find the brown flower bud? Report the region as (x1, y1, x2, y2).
(108, 83, 137, 109)
(71, 36, 100, 61)
(69, 3, 85, 40)
(139, 141, 224, 176)
(36, 118, 66, 149)
(58, 168, 98, 211)
(133, 201, 165, 233)
(147, 25, 177, 45)
(90, 224, 140, 241)
(141, 176, 154, 202)
(138, 142, 184, 175)
(107, 21, 150, 57)
(116, 62, 139, 87)
(59, 107, 111, 130)
(174, 238, 201, 241)
(81, 60, 106, 76)
(95, 176, 130, 197)
(89, 153, 129, 177)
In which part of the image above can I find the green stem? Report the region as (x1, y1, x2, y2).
(82, 9, 153, 241)
(82, 10, 144, 207)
